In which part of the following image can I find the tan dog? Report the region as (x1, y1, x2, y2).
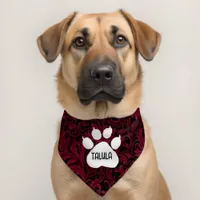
(37, 10, 171, 200)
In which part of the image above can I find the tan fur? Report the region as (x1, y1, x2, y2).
(37, 10, 171, 200)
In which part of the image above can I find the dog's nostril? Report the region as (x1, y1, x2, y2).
(105, 72, 113, 79)
(96, 73, 100, 79)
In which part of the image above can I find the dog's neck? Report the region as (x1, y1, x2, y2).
(56, 65, 142, 120)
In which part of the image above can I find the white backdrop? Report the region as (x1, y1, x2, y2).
(1, 0, 200, 199)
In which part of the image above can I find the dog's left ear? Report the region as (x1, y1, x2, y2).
(37, 12, 77, 63)
(120, 10, 161, 61)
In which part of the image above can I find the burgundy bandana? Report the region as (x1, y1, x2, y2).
(58, 108, 145, 196)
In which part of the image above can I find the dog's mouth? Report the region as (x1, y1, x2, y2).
(79, 89, 124, 105)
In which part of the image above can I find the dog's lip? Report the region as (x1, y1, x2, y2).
(78, 89, 103, 100)
(79, 89, 123, 101)
(79, 91, 123, 105)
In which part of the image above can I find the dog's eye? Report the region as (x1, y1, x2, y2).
(73, 37, 86, 49)
(116, 35, 126, 44)
(114, 35, 128, 48)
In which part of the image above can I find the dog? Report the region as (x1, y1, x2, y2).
(37, 10, 171, 200)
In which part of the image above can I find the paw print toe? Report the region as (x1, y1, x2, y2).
(91, 128, 102, 140)
(111, 135, 121, 150)
(103, 126, 112, 139)
(82, 137, 94, 150)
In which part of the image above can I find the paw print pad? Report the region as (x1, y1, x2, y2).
(82, 127, 121, 168)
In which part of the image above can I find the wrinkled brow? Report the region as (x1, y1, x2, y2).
(111, 25, 119, 34)
(74, 27, 90, 37)
(81, 28, 89, 37)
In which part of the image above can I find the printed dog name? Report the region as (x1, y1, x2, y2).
(91, 152, 112, 160)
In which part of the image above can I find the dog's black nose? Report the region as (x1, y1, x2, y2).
(91, 65, 114, 82)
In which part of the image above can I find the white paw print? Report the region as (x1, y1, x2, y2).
(82, 126, 121, 168)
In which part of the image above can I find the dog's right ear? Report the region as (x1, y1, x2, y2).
(37, 12, 77, 63)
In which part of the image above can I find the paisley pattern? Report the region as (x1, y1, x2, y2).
(58, 108, 145, 196)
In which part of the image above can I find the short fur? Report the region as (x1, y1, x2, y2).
(37, 10, 171, 200)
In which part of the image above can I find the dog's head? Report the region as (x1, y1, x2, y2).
(37, 10, 161, 118)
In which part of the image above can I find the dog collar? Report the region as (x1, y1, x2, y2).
(58, 108, 145, 196)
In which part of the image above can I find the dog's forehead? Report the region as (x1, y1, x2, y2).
(67, 12, 132, 37)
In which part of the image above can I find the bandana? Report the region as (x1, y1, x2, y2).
(58, 108, 145, 196)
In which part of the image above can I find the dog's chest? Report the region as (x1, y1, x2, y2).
(90, 164, 147, 200)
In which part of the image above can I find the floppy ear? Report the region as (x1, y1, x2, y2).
(37, 12, 77, 63)
(120, 10, 161, 61)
